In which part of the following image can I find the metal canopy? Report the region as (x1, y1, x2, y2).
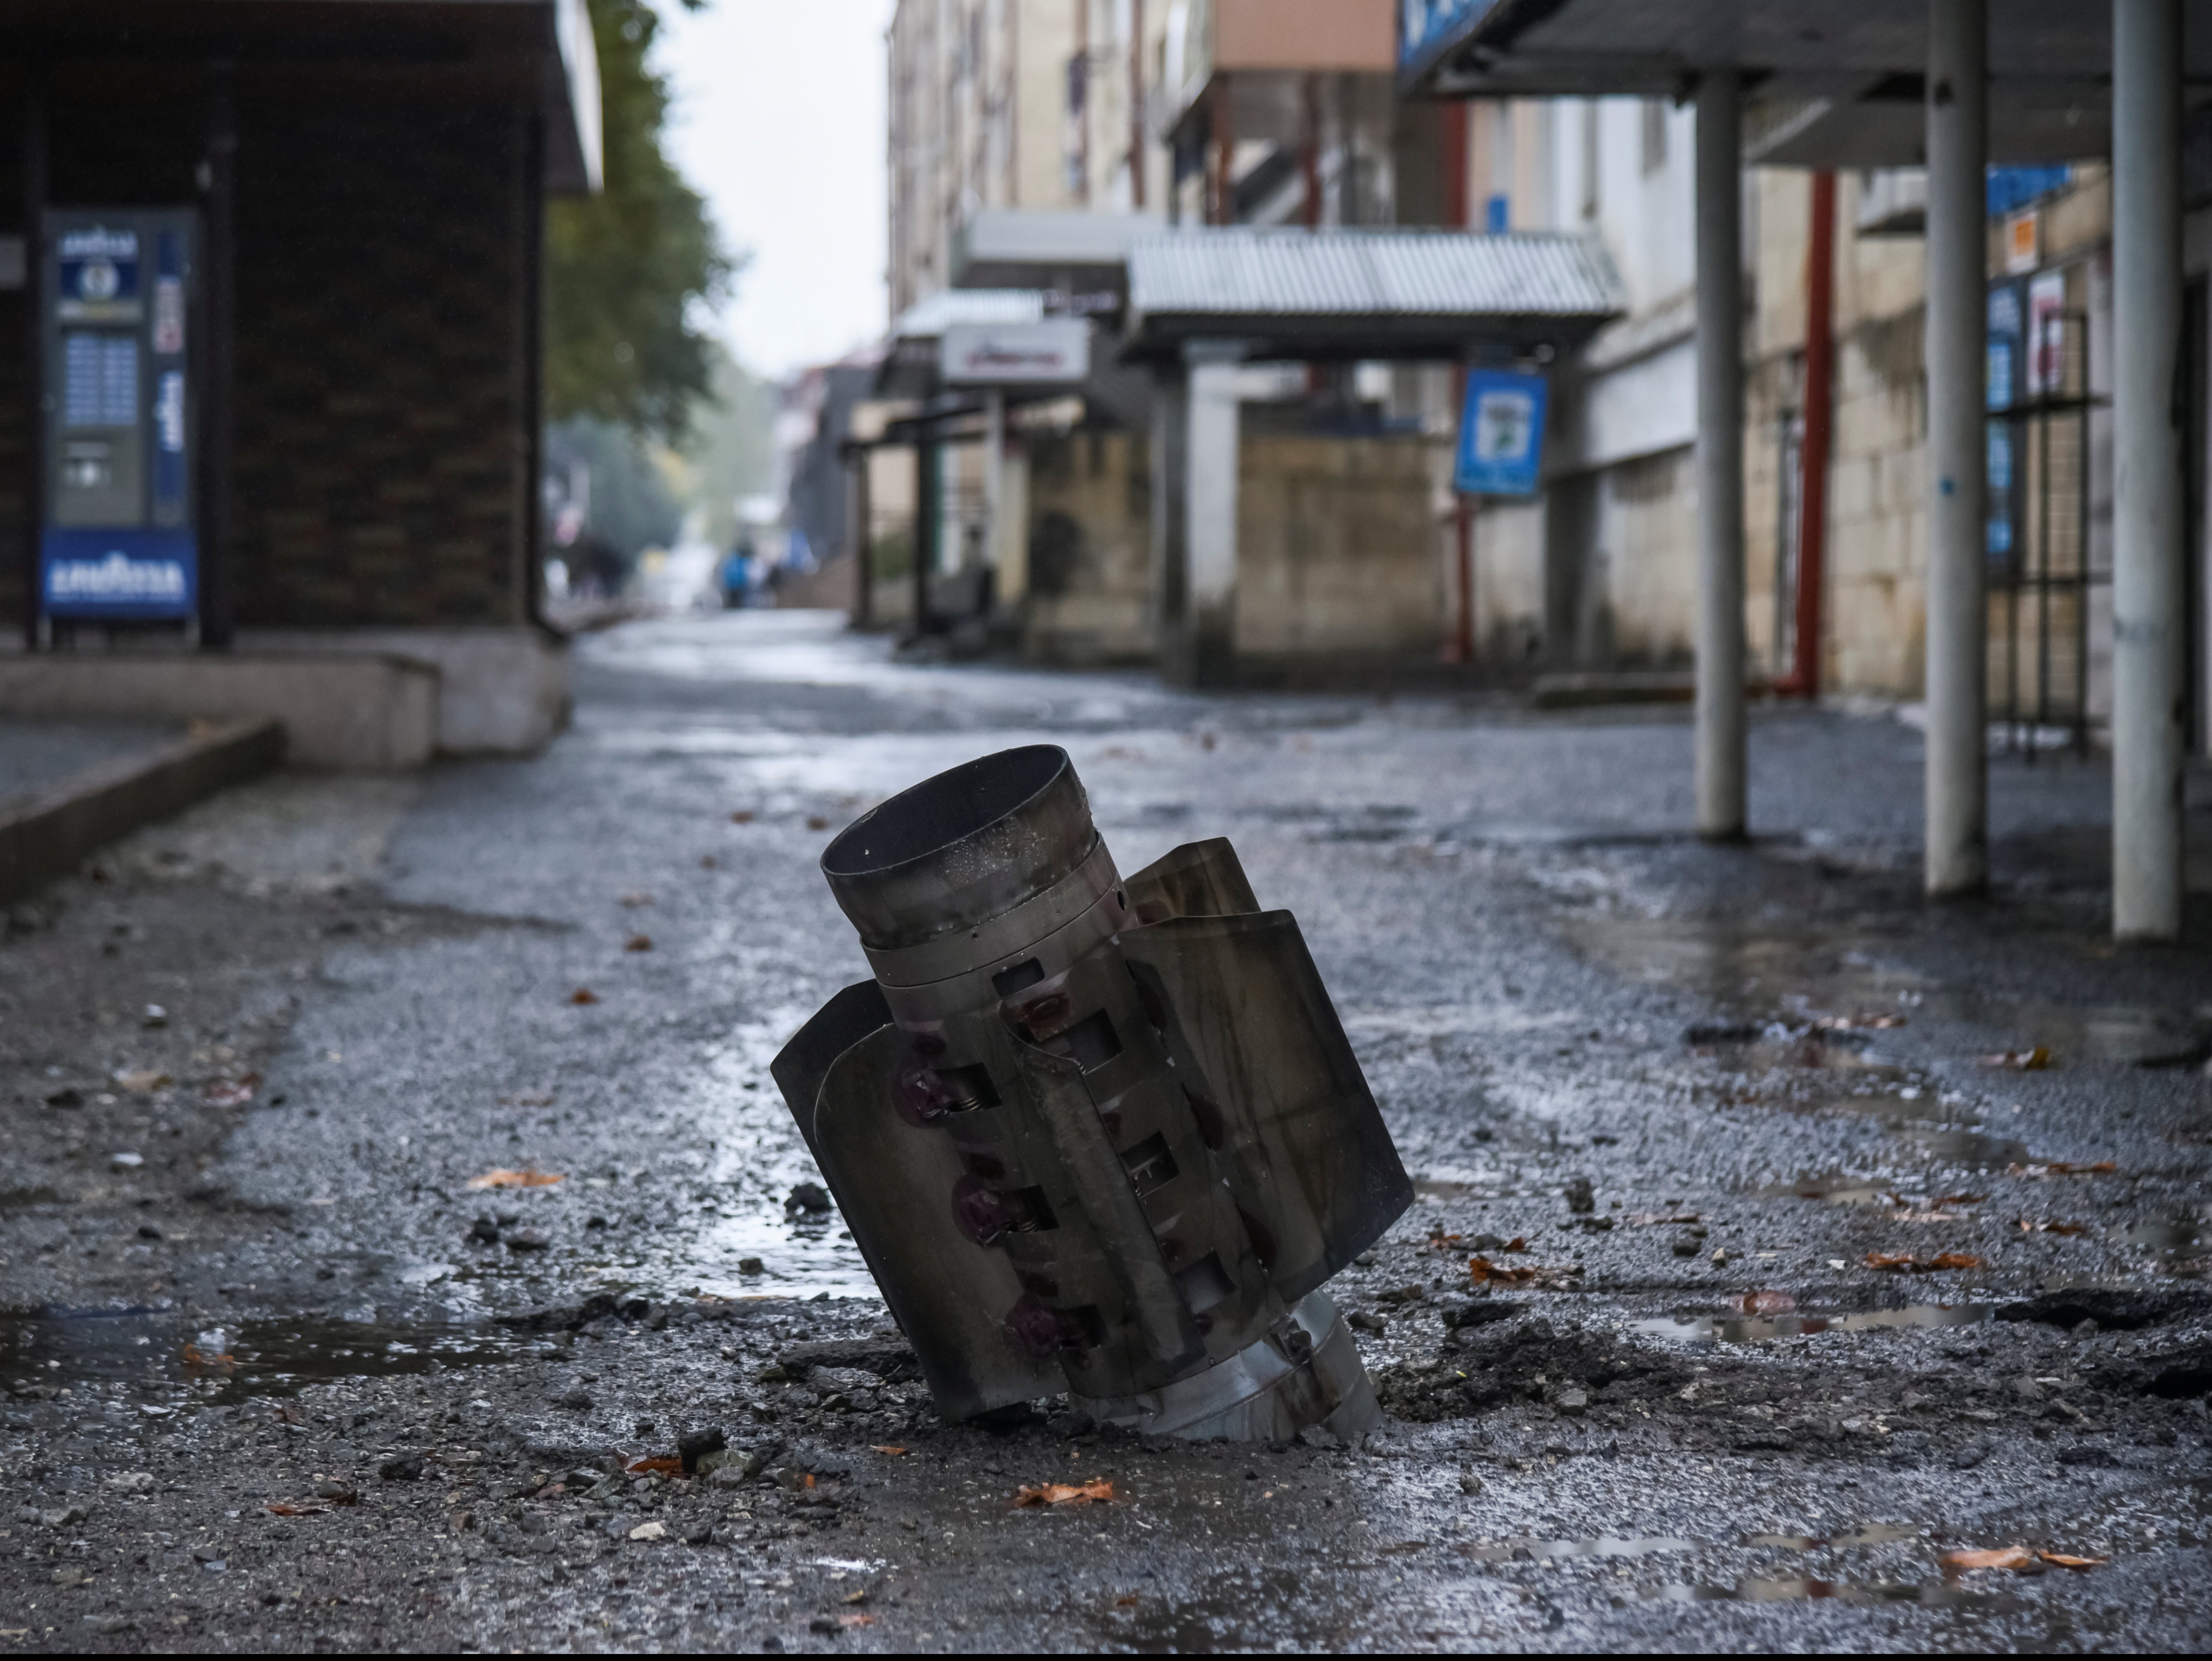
(1121, 228, 1623, 363)
(950, 209, 1161, 292)
(1401, 0, 2212, 168)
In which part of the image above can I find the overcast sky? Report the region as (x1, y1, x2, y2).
(653, 0, 897, 381)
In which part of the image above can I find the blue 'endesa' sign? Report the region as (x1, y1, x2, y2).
(40, 529, 198, 621)
(1454, 369, 1548, 497)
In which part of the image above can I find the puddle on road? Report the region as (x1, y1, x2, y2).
(1634, 1305, 1994, 1343)
(1, 1307, 549, 1400)
(1463, 1535, 1694, 1563)
(1113, 1567, 1361, 1655)
(1640, 1576, 2008, 1609)
(1743, 1523, 1922, 1550)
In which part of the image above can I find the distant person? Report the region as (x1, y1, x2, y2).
(720, 540, 755, 610)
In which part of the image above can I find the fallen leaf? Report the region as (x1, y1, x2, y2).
(1502, 1236, 1530, 1253)
(112, 1068, 173, 1094)
(1941, 1545, 2036, 1572)
(1115, 1595, 1140, 1609)
(1980, 1047, 2052, 1070)
(625, 935, 653, 953)
(181, 1344, 235, 1373)
(2036, 1552, 2107, 1569)
(700, 855, 718, 869)
(1865, 1251, 1985, 1273)
(623, 1457, 683, 1476)
(1739, 1289, 1796, 1315)
(497, 1090, 556, 1108)
(202, 1074, 261, 1108)
(1012, 1479, 1116, 1507)
(729, 810, 756, 824)
(838, 1614, 876, 1628)
(568, 987, 600, 1006)
(806, 816, 831, 831)
(265, 1503, 326, 1517)
(869, 1446, 908, 1456)
(1468, 1255, 1581, 1288)
(1426, 1227, 1463, 1250)
(466, 1168, 564, 1190)
(619, 892, 653, 907)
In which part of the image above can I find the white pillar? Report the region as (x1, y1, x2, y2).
(1184, 342, 1243, 687)
(1923, 0, 1988, 897)
(1694, 71, 1747, 840)
(2112, 0, 2186, 941)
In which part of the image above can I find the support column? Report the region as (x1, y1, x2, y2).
(850, 448, 872, 629)
(912, 436, 938, 637)
(200, 60, 238, 650)
(1183, 341, 1243, 688)
(1923, 0, 1988, 896)
(982, 389, 1005, 593)
(1694, 71, 1747, 840)
(1149, 364, 1190, 677)
(2112, 0, 2186, 941)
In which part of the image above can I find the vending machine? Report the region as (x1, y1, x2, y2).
(38, 208, 200, 633)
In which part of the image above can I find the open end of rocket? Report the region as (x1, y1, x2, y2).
(820, 745, 1098, 950)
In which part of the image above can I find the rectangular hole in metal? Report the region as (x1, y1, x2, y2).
(937, 1063, 1000, 1111)
(1173, 1253, 1235, 1315)
(991, 958, 1046, 997)
(1050, 1009, 1121, 1073)
(1120, 1131, 1178, 1197)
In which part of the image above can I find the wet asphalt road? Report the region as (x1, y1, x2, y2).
(3, 608, 2210, 1652)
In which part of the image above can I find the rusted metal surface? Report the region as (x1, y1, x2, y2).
(772, 745, 1410, 1438)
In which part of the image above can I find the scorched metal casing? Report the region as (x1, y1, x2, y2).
(771, 745, 1410, 1439)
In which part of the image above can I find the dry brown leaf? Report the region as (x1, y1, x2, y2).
(700, 855, 718, 869)
(624, 935, 653, 953)
(837, 1614, 877, 1628)
(619, 892, 654, 907)
(1425, 1227, 1463, 1250)
(568, 987, 600, 1006)
(806, 816, 831, 831)
(1012, 1479, 1116, 1507)
(624, 1457, 683, 1476)
(869, 1445, 908, 1456)
(729, 810, 756, 824)
(265, 1503, 326, 1517)
(1865, 1251, 1985, 1273)
(202, 1074, 260, 1108)
(2037, 1552, 2107, 1569)
(466, 1168, 564, 1190)
(1980, 1047, 2052, 1070)
(1941, 1545, 2036, 1572)
(1115, 1595, 1140, 1609)
(1739, 1289, 1796, 1315)
(181, 1344, 234, 1373)
(1501, 1236, 1530, 1253)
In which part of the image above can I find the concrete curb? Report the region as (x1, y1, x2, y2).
(0, 719, 285, 906)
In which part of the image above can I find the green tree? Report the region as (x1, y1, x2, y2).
(545, 0, 734, 443)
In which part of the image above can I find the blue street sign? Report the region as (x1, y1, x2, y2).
(1454, 369, 1547, 497)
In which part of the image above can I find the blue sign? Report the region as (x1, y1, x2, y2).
(40, 528, 198, 622)
(1401, 0, 1486, 68)
(1454, 369, 1547, 496)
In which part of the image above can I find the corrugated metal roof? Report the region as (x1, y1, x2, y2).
(889, 287, 1045, 342)
(1127, 230, 1622, 322)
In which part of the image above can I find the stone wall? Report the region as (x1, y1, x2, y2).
(1235, 432, 1445, 672)
(1022, 429, 1152, 666)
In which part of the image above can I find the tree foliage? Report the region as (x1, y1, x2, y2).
(544, 0, 733, 444)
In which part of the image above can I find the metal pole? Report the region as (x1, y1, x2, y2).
(912, 436, 936, 637)
(1791, 171, 1837, 698)
(983, 389, 1005, 595)
(1694, 70, 1746, 840)
(1922, 0, 1987, 895)
(22, 65, 46, 650)
(851, 448, 873, 630)
(2111, 0, 2186, 940)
